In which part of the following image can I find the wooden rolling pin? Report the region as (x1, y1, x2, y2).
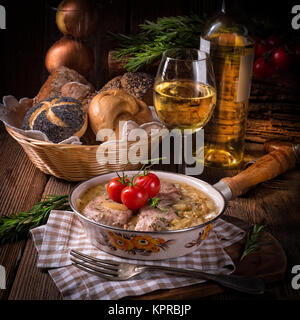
(217, 142, 298, 200)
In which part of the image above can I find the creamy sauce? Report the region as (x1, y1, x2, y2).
(77, 179, 218, 231)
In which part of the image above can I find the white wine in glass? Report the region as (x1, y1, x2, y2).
(153, 48, 216, 133)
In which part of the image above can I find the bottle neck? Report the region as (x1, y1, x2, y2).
(221, 0, 226, 14)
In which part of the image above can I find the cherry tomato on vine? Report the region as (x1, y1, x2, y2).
(271, 47, 290, 71)
(107, 176, 130, 203)
(253, 57, 275, 78)
(121, 185, 149, 210)
(255, 41, 268, 58)
(133, 172, 160, 198)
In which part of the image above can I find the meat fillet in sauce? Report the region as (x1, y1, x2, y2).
(135, 182, 181, 231)
(82, 195, 133, 228)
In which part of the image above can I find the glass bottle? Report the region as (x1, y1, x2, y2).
(201, 2, 254, 168)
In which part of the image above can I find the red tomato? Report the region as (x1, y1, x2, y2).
(133, 172, 160, 198)
(107, 177, 129, 203)
(255, 42, 268, 58)
(266, 35, 282, 50)
(121, 185, 149, 210)
(253, 57, 275, 78)
(271, 47, 290, 71)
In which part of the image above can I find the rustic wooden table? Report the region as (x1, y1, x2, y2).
(0, 121, 299, 300)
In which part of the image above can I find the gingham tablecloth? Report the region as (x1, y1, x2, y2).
(30, 210, 246, 300)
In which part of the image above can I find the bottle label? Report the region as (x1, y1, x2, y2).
(200, 37, 210, 54)
(236, 53, 254, 102)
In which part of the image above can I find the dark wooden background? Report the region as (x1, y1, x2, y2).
(0, 0, 298, 100)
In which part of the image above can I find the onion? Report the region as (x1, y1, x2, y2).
(45, 37, 94, 75)
(56, 0, 98, 39)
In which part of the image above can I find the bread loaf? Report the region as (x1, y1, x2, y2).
(35, 66, 94, 103)
(60, 81, 96, 112)
(101, 75, 122, 91)
(100, 72, 154, 106)
(88, 89, 153, 140)
(22, 97, 87, 143)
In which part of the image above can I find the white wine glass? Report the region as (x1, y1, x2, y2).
(153, 48, 216, 132)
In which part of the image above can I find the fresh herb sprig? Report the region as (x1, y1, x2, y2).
(149, 197, 160, 208)
(148, 197, 169, 215)
(0, 195, 70, 244)
(109, 15, 206, 72)
(240, 224, 265, 261)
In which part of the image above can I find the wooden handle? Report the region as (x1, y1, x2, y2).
(220, 146, 296, 199)
(264, 140, 292, 153)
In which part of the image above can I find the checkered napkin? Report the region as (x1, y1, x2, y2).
(30, 210, 246, 300)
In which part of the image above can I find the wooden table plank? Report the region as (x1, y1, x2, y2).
(8, 176, 74, 300)
(0, 125, 48, 299)
(7, 239, 62, 300)
(0, 127, 48, 215)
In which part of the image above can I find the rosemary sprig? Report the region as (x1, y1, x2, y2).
(240, 224, 265, 261)
(0, 195, 70, 244)
(109, 15, 206, 72)
(109, 14, 287, 72)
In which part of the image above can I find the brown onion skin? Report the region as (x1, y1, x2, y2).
(45, 37, 94, 76)
(56, 0, 98, 39)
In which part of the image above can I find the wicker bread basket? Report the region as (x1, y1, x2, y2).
(5, 125, 157, 181)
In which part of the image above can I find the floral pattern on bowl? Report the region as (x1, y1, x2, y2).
(96, 230, 176, 256)
(184, 224, 213, 248)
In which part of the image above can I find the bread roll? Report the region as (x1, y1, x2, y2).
(88, 89, 153, 140)
(101, 75, 122, 91)
(60, 81, 96, 112)
(35, 66, 94, 103)
(22, 97, 87, 143)
(100, 72, 154, 106)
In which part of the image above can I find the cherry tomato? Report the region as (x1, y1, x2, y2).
(107, 177, 129, 203)
(255, 41, 268, 58)
(253, 57, 275, 78)
(271, 47, 290, 71)
(121, 185, 149, 210)
(133, 172, 160, 198)
(266, 35, 282, 50)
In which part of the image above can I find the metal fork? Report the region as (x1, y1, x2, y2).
(70, 250, 265, 295)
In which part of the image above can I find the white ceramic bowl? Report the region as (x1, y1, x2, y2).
(69, 171, 226, 260)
